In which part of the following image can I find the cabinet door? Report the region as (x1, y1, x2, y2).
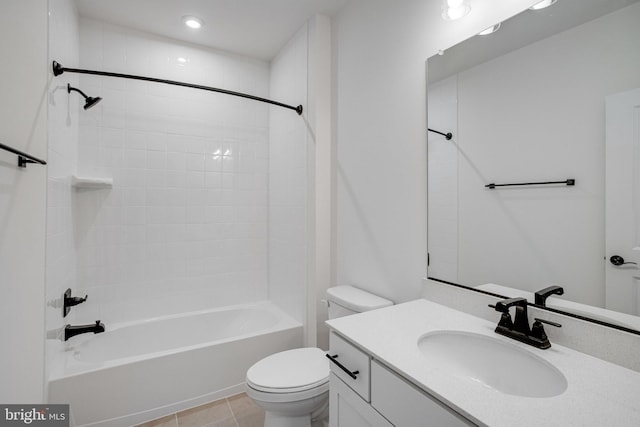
(371, 361, 475, 427)
(330, 373, 392, 427)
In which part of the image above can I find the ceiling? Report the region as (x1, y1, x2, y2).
(428, 0, 640, 83)
(74, 0, 351, 61)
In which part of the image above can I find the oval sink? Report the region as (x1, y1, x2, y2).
(417, 331, 567, 398)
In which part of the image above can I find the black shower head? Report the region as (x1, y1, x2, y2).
(83, 95, 102, 110)
(67, 83, 102, 110)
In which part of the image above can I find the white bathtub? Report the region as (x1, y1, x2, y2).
(48, 301, 303, 427)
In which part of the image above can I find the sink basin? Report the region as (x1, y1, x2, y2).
(417, 331, 567, 398)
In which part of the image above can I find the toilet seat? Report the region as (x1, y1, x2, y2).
(246, 348, 329, 398)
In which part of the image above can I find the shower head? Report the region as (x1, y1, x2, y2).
(67, 83, 102, 110)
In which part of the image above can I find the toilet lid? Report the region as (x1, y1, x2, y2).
(246, 348, 329, 393)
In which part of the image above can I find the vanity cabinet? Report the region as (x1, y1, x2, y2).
(330, 372, 392, 427)
(329, 331, 474, 426)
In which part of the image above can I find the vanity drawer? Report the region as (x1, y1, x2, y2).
(329, 331, 371, 401)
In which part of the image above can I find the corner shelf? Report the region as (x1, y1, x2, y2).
(71, 175, 113, 189)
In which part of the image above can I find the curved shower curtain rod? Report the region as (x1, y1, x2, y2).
(428, 128, 452, 140)
(52, 61, 303, 115)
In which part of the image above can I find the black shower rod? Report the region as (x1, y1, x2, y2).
(52, 61, 303, 115)
(428, 128, 452, 140)
(0, 141, 47, 168)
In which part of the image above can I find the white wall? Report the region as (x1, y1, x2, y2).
(452, 3, 640, 306)
(0, 0, 48, 403)
(46, 0, 80, 382)
(71, 19, 271, 325)
(427, 76, 458, 282)
(269, 23, 310, 325)
(307, 15, 333, 350)
(332, 0, 538, 303)
(268, 15, 333, 349)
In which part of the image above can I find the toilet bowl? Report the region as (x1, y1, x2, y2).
(246, 348, 329, 427)
(245, 286, 393, 427)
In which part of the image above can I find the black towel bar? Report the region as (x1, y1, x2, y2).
(486, 179, 575, 189)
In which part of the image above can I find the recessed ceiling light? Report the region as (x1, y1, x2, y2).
(442, 0, 471, 21)
(529, 0, 558, 10)
(478, 23, 501, 36)
(183, 15, 203, 29)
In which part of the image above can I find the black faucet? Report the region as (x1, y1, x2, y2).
(534, 285, 564, 306)
(490, 298, 560, 349)
(64, 320, 105, 341)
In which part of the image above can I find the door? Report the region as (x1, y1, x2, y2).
(329, 373, 393, 427)
(605, 88, 640, 315)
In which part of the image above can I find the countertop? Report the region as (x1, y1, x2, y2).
(326, 299, 640, 427)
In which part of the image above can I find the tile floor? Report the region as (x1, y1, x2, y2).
(135, 393, 265, 427)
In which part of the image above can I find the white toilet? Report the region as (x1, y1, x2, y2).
(245, 285, 393, 427)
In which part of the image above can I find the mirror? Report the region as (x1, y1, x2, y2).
(427, 0, 640, 332)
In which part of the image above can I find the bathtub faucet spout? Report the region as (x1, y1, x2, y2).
(64, 320, 105, 341)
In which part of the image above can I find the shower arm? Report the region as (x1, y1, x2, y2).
(52, 61, 303, 116)
(67, 84, 90, 99)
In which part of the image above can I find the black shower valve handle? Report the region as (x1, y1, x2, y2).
(63, 288, 88, 317)
(68, 294, 88, 306)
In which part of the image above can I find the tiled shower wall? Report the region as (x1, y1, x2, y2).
(72, 19, 272, 324)
(427, 75, 458, 283)
(46, 0, 79, 343)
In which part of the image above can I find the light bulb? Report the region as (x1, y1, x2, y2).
(442, 0, 471, 21)
(183, 16, 203, 29)
(530, 0, 558, 10)
(478, 23, 501, 36)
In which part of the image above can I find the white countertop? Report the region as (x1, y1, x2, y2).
(326, 299, 640, 427)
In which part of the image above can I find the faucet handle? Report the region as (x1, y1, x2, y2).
(488, 304, 514, 329)
(63, 288, 88, 317)
(534, 318, 562, 328)
(531, 318, 561, 342)
(494, 297, 528, 312)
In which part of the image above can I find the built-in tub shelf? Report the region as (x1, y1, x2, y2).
(72, 175, 113, 189)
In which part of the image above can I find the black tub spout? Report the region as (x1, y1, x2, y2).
(64, 320, 105, 341)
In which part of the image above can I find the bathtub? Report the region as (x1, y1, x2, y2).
(48, 301, 303, 427)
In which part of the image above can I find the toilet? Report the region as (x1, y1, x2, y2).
(245, 285, 393, 427)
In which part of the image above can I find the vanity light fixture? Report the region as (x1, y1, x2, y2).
(442, 0, 471, 21)
(478, 23, 501, 36)
(183, 15, 203, 29)
(529, 0, 558, 10)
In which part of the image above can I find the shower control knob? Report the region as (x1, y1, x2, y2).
(610, 255, 638, 266)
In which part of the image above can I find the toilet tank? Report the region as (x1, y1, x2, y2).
(326, 285, 393, 319)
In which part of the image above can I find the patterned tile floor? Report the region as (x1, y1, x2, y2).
(135, 393, 265, 427)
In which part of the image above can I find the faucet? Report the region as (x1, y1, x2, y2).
(534, 285, 564, 306)
(490, 298, 560, 349)
(64, 320, 105, 341)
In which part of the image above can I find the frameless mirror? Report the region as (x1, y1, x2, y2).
(427, 0, 640, 333)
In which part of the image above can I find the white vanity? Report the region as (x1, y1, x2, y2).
(326, 299, 640, 426)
